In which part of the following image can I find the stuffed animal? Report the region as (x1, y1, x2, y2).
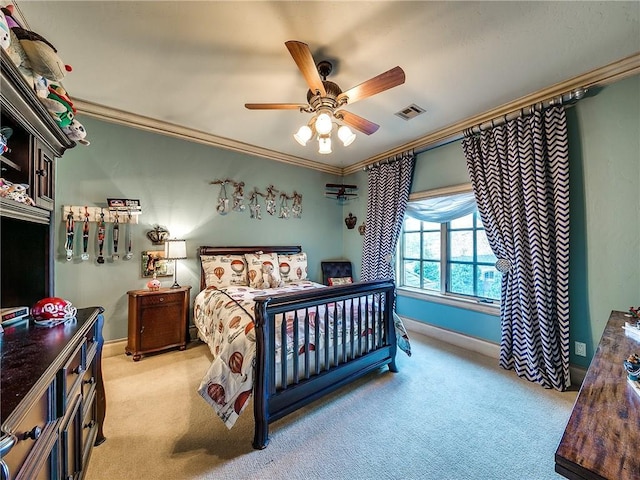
(1, 5, 72, 84)
(0, 177, 36, 206)
(0, 8, 10, 51)
(62, 119, 90, 146)
(256, 263, 284, 289)
(39, 83, 76, 128)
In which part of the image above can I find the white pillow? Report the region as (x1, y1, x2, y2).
(244, 252, 283, 288)
(201, 255, 248, 288)
(278, 252, 308, 283)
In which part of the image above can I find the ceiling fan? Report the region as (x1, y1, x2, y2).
(245, 41, 405, 153)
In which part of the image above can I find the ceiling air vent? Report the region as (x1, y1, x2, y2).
(395, 104, 426, 121)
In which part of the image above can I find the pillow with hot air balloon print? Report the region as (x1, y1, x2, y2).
(201, 255, 248, 288)
(278, 252, 308, 283)
(244, 252, 283, 288)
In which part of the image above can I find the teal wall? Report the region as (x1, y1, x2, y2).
(345, 74, 640, 368)
(54, 117, 343, 341)
(54, 74, 640, 362)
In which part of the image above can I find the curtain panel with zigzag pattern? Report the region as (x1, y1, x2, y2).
(361, 151, 415, 282)
(461, 105, 570, 391)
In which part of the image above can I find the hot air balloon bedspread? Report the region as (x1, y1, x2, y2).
(193, 245, 398, 449)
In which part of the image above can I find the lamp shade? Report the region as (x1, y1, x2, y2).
(164, 239, 187, 260)
(293, 125, 313, 146)
(338, 125, 356, 146)
(318, 135, 332, 154)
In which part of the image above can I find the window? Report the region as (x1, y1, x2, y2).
(398, 191, 501, 303)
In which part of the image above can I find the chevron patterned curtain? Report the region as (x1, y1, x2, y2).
(461, 106, 570, 391)
(361, 151, 415, 281)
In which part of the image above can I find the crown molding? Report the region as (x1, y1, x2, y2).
(72, 99, 343, 176)
(73, 52, 638, 178)
(343, 51, 640, 176)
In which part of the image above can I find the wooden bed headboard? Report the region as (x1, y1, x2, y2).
(197, 245, 302, 292)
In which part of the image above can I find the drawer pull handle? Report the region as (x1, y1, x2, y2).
(36, 169, 47, 177)
(22, 426, 41, 441)
(84, 376, 95, 385)
(74, 365, 85, 375)
(159, 297, 164, 302)
(83, 420, 96, 430)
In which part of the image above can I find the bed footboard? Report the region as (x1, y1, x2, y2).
(252, 279, 396, 449)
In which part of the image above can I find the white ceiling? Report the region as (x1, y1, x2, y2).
(11, 1, 640, 171)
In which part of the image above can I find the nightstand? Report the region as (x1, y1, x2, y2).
(126, 286, 191, 361)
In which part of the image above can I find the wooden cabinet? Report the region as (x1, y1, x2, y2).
(126, 287, 191, 361)
(0, 307, 106, 480)
(1, 48, 74, 309)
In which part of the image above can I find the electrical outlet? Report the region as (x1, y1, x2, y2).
(575, 341, 587, 357)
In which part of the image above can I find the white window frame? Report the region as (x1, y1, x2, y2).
(397, 184, 500, 315)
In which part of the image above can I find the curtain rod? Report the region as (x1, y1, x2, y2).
(363, 150, 415, 171)
(462, 87, 588, 137)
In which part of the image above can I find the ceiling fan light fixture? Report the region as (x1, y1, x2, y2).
(315, 112, 333, 135)
(318, 135, 332, 154)
(338, 125, 356, 147)
(294, 124, 313, 146)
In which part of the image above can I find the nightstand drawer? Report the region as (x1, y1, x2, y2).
(138, 292, 182, 307)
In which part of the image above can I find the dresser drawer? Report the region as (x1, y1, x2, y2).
(138, 292, 182, 307)
(2, 385, 54, 478)
(62, 343, 85, 400)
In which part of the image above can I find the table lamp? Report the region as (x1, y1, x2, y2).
(164, 239, 187, 288)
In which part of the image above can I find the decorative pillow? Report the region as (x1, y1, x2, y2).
(244, 252, 283, 288)
(328, 276, 353, 286)
(201, 255, 248, 288)
(278, 252, 308, 283)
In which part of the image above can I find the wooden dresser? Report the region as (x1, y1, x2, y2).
(0, 307, 106, 480)
(555, 310, 640, 480)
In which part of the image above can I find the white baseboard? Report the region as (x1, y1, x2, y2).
(401, 316, 586, 387)
(401, 316, 501, 359)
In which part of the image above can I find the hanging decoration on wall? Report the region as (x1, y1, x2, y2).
(279, 192, 291, 219)
(96, 209, 106, 264)
(232, 181, 246, 212)
(211, 179, 231, 215)
(358, 222, 366, 236)
(345, 213, 357, 229)
(65, 207, 74, 261)
(125, 212, 134, 260)
(249, 188, 265, 220)
(292, 191, 303, 218)
(325, 184, 358, 201)
(265, 185, 279, 216)
(81, 206, 90, 261)
(112, 211, 120, 261)
(146, 224, 169, 245)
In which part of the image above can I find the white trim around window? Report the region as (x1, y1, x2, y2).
(397, 286, 500, 315)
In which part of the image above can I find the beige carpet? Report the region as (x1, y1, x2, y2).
(85, 331, 577, 480)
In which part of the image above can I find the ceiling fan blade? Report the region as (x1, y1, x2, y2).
(245, 103, 307, 110)
(337, 66, 405, 105)
(338, 110, 380, 135)
(285, 40, 327, 97)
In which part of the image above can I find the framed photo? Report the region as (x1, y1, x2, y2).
(141, 251, 174, 277)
